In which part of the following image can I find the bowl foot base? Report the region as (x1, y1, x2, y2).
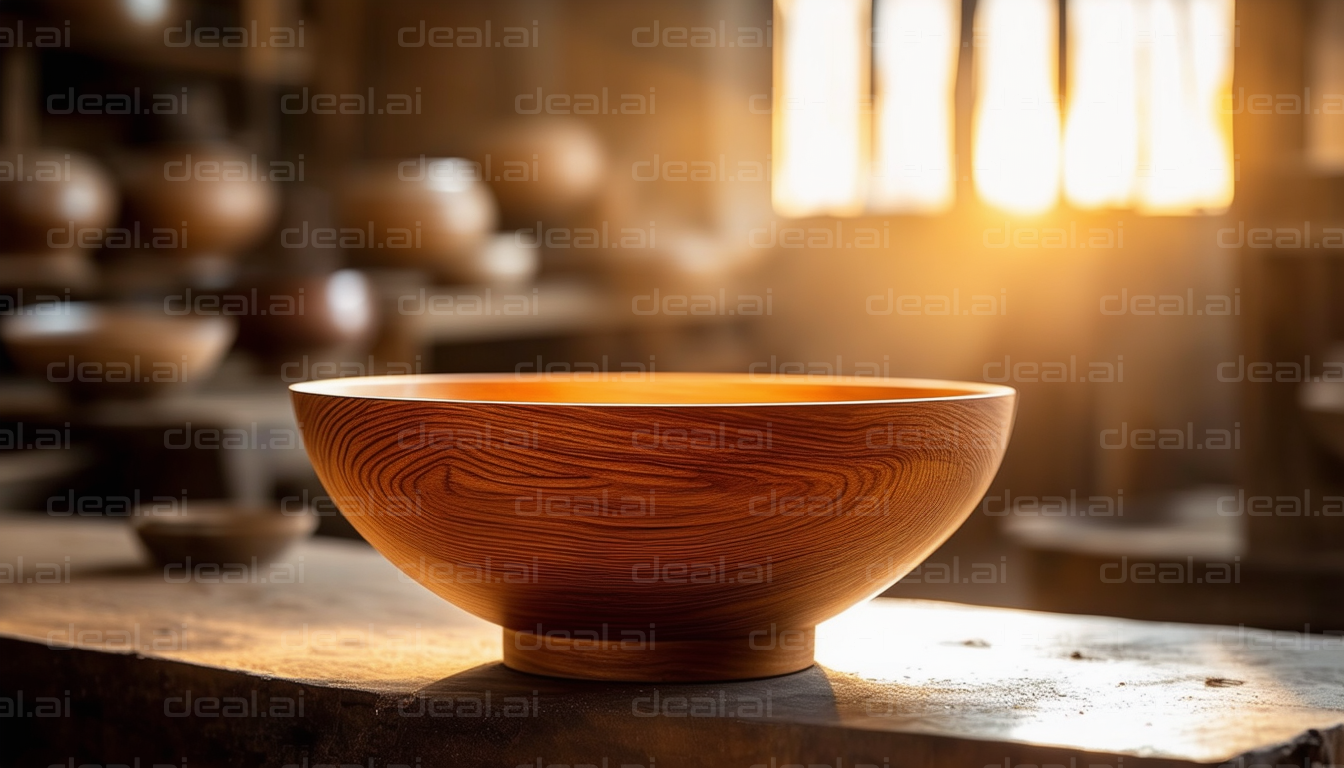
(502, 626, 815, 682)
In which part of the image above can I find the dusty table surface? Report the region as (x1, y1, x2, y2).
(1, 515, 1343, 767)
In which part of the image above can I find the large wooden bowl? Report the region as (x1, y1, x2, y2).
(291, 373, 1016, 681)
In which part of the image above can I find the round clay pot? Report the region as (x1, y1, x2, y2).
(231, 269, 378, 367)
(0, 148, 119, 252)
(119, 142, 279, 258)
(338, 157, 497, 281)
(476, 119, 607, 228)
(47, 0, 183, 43)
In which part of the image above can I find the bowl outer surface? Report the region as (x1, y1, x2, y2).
(292, 382, 1015, 639)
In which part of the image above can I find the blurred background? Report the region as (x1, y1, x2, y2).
(0, 0, 1340, 634)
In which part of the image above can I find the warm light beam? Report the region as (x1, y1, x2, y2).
(1136, 0, 1235, 213)
(972, 0, 1060, 215)
(870, 0, 960, 213)
(1063, 0, 1139, 208)
(772, 0, 870, 217)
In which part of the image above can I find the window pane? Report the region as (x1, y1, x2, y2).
(1136, 0, 1235, 214)
(870, 0, 961, 213)
(1063, 0, 1140, 208)
(772, 0, 871, 217)
(972, 0, 1061, 215)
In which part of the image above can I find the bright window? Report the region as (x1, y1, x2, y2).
(770, 0, 1236, 217)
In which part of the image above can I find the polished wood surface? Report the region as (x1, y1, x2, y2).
(4, 516, 1344, 766)
(292, 373, 1016, 680)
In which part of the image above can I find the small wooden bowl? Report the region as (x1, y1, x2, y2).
(0, 303, 236, 400)
(292, 373, 1016, 681)
(132, 503, 317, 568)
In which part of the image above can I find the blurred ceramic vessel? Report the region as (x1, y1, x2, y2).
(477, 119, 607, 228)
(46, 0, 182, 43)
(132, 502, 317, 567)
(292, 373, 1016, 681)
(0, 149, 119, 252)
(119, 142, 278, 257)
(230, 269, 378, 370)
(1, 302, 236, 400)
(339, 158, 497, 281)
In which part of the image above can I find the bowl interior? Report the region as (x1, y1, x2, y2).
(290, 373, 1012, 406)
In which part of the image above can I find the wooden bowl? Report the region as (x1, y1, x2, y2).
(291, 373, 1016, 681)
(132, 502, 317, 568)
(0, 303, 236, 400)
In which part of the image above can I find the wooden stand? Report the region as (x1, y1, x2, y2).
(502, 627, 815, 682)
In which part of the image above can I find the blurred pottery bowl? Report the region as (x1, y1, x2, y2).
(601, 229, 767, 305)
(0, 149, 119, 251)
(291, 373, 1016, 681)
(477, 119, 607, 228)
(0, 303, 236, 400)
(339, 158, 497, 281)
(231, 269, 378, 368)
(1301, 380, 1344, 463)
(47, 0, 182, 43)
(133, 502, 317, 568)
(119, 142, 278, 257)
(453, 233, 540, 285)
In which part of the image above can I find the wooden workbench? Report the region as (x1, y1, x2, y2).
(1, 515, 1342, 767)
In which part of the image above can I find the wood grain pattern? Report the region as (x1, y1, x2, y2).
(291, 373, 1016, 680)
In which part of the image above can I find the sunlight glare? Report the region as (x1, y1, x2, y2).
(1063, 0, 1139, 208)
(972, 0, 1060, 215)
(1136, 0, 1235, 214)
(870, 0, 961, 213)
(772, 0, 870, 217)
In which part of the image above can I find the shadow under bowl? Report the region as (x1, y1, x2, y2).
(291, 373, 1016, 681)
(133, 502, 317, 568)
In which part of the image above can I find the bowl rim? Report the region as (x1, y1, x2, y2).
(290, 372, 1016, 408)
